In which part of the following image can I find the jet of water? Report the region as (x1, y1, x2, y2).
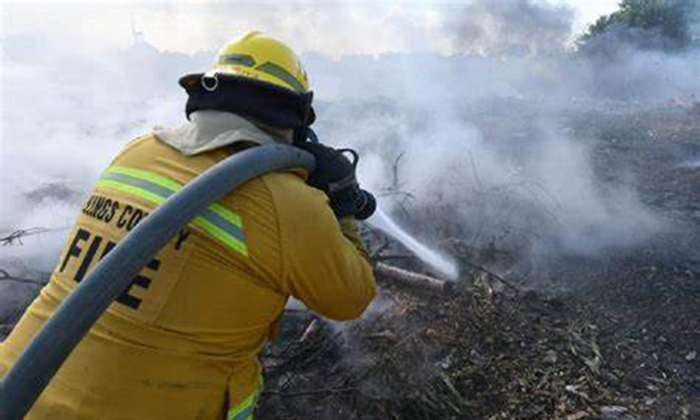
(680, 159, 700, 168)
(367, 207, 459, 280)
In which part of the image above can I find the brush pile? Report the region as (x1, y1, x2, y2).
(258, 249, 698, 420)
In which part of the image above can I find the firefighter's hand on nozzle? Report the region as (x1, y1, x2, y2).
(296, 142, 376, 220)
(354, 189, 376, 221)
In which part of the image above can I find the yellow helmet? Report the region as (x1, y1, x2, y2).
(179, 31, 315, 141)
(208, 31, 309, 94)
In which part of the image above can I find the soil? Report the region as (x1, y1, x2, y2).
(258, 255, 698, 419)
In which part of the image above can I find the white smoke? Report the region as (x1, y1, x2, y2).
(0, 35, 191, 270)
(442, 0, 576, 56)
(2, 0, 695, 275)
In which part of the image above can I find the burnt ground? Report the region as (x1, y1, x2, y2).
(258, 257, 698, 420)
(1, 102, 698, 419)
(257, 103, 700, 420)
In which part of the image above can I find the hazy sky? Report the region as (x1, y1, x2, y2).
(1, 0, 619, 56)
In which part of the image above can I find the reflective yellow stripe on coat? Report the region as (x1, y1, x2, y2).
(228, 384, 261, 420)
(96, 165, 248, 256)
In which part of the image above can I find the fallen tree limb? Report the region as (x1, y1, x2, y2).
(374, 262, 453, 293)
(374, 253, 518, 291)
(1, 228, 51, 246)
(0, 269, 46, 286)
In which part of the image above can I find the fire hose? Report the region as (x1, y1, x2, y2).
(0, 143, 315, 420)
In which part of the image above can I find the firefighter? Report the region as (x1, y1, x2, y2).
(0, 31, 376, 419)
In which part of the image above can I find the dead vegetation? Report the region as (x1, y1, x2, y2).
(258, 253, 698, 420)
(1, 228, 52, 247)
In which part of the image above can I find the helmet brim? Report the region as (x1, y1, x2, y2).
(178, 73, 316, 129)
(179, 73, 205, 90)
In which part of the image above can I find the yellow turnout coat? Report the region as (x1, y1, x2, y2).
(0, 134, 376, 419)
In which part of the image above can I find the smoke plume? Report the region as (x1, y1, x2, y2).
(2, 0, 697, 278)
(442, 0, 575, 56)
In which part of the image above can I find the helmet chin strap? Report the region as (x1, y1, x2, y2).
(306, 128, 320, 143)
(292, 90, 315, 145)
(293, 127, 318, 145)
(182, 74, 316, 134)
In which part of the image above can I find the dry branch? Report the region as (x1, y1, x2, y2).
(0, 269, 46, 286)
(374, 262, 453, 293)
(1, 228, 51, 246)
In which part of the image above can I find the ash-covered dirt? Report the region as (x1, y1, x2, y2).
(259, 254, 698, 420)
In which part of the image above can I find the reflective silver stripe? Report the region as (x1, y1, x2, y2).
(219, 53, 256, 67)
(231, 405, 255, 420)
(99, 169, 247, 254)
(255, 62, 305, 93)
(101, 172, 175, 199)
(227, 379, 262, 420)
(200, 208, 246, 243)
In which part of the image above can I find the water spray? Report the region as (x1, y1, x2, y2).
(367, 207, 459, 280)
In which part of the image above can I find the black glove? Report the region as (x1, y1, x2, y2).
(297, 142, 376, 220)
